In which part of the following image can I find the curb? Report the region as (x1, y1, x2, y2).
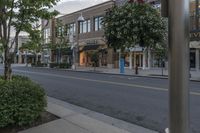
(47, 96, 159, 133)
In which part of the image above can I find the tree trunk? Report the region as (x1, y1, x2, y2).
(94, 63, 96, 71)
(4, 47, 12, 80)
(36, 53, 38, 64)
(14, 35, 19, 64)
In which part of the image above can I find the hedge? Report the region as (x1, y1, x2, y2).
(49, 63, 71, 69)
(31, 63, 47, 67)
(0, 75, 46, 127)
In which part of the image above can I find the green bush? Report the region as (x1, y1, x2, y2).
(0, 75, 46, 127)
(49, 63, 71, 69)
(31, 63, 47, 67)
(12, 75, 31, 81)
(31, 63, 36, 67)
(49, 63, 58, 68)
(59, 63, 71, 69)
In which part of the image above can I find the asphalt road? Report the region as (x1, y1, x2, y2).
(0, 66, 200, 133)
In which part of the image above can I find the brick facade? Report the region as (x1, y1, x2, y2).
(43, 0, 115, 67)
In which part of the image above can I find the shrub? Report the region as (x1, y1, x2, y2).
(31, 63, 47, 67)
(37, 63, 47, 67)
(12, 75, 31, 81)
(31, 63, 36, 67)
(0, 75, 46, 127)
(59, 63, 71, 69)
(49, 63, 58, 68)
(49, 63, 71, 69)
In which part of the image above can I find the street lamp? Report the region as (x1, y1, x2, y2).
(162, 0, 190, 133)
(72, 13, 85, 70)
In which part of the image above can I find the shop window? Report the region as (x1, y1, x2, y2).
(190, 50, 196, 68)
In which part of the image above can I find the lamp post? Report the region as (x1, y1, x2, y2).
(72, 13, 85, 70)
(71, 34, 76, 70)
(162, 0, 190, 133)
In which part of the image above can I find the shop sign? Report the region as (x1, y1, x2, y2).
(129, 47, 143, 52)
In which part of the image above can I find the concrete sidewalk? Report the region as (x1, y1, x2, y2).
(19, 97, 158, 133)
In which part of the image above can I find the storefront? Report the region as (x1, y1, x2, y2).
(190, 41, 200, 70)
(116, 47, 145, 69)
(79, 44, 107, 67)
(51, 48, 73, 64)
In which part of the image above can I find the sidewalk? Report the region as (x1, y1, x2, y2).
(19, 97, 158, 133)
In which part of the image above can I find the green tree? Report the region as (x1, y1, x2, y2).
(53, 19, 69, 64)
(152, 17, 168, 68)
(91, 52, 99, 71)
(0, 0, 59, 80)
(153, 42, 168, 66)
(0, 43, 3, 53)
(102, 1, 166, 50)
(20, 30, 43, 65)
(0, 43, 3, 63)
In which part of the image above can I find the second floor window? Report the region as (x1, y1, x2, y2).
(79, 19, 91, 33)
(87, 20, 91, 32)
(56, 26, 64, 37)
(44, 28, 50, 43)
(65, 23, 76, 35)
(68, 23, 76, 35)
(94, 16, 103, 31)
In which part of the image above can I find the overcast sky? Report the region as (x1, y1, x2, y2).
(54, 0, 110, 14)
(13, 0, 110, 37)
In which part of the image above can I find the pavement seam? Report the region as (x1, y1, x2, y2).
(47, 97, 158, 133)
(62, 117, 131, 133)
(48, 100, 132, 133)
(61, 118, 92, 133)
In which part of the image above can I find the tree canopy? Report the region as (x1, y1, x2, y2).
(55, 19, 69, 48)
(0, 0, 59, 80)
(102, 1, 167, 50)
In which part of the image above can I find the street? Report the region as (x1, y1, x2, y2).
(0, 66, 200, 133)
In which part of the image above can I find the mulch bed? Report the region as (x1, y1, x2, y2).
(0, 111, 59, 133)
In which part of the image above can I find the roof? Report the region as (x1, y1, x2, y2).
(57, 0, 114, 19)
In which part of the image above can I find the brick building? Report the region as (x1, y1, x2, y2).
(43, 0, 200, 71)
(43, 0, 159, 69)
(43, 0, 115, 68)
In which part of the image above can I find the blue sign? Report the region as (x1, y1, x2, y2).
(120, 58, 125, 74)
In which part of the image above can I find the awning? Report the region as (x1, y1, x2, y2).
(81, 45, 100, 51)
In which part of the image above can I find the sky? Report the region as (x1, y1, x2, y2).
(54, 0, 110, 14)
(12, 0, 109, 37)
